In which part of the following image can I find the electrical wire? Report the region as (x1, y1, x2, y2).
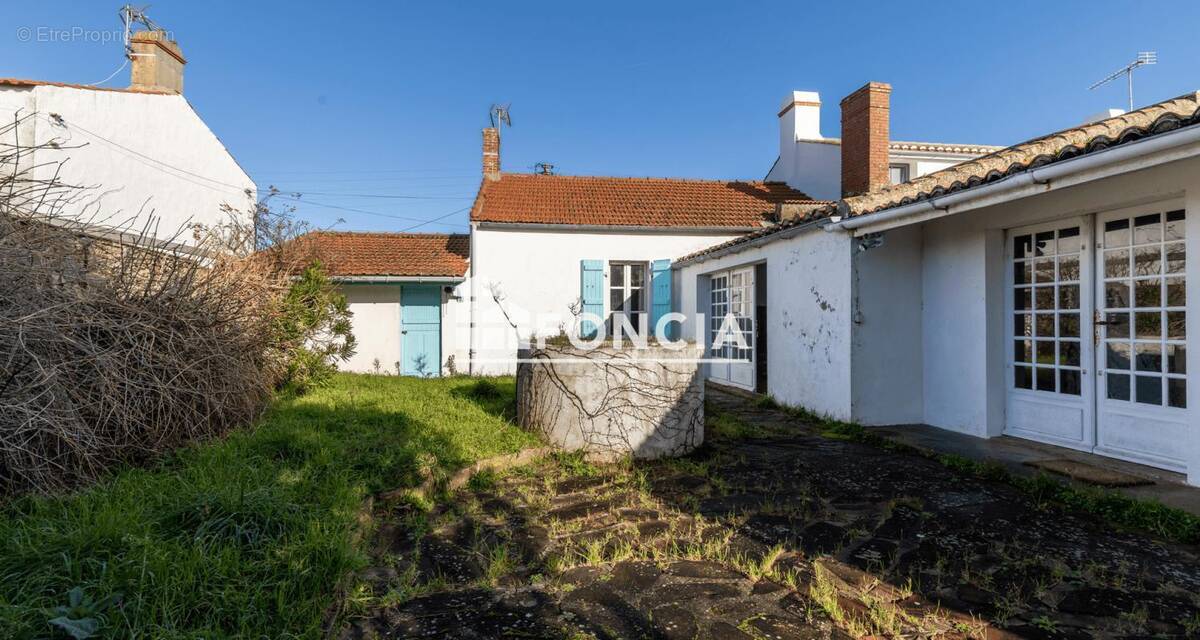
(40, 114, 474, 229)
(86, 58, 129, 87)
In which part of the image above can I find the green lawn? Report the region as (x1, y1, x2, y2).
(0, 374, 536, 639)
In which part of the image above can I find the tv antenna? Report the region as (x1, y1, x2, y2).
(533, 162, 556, 175)
(120, 5, 165, 57)
(489, 103, 512, 138)
(1089, 51, 1157, 112)
(87, 5, 163, 86)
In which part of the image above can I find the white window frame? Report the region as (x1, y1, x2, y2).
(608, 261, 648, 336)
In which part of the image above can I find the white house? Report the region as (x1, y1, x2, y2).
(768, 85, 1002, 200)
(296, 231, 471, 376)
(327, 82, 997, 379)
(466, 127, 824, 374)
(676, 85, 1200, 483)
(0, 29, 255, 250)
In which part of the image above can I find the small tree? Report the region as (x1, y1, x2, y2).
(273, 261, 356, 394)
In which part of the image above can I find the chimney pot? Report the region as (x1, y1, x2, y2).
(840, 82, 891, 197)
(482, 127, 501, 180)
(129, 30, 186, 94)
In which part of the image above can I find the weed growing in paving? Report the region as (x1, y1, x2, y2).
(743, 393, 1200, 545)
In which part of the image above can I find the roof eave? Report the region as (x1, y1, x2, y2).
(474, 221, 765, 234)
(831, 121, 1200, 236)
(330, 275, 465, 283)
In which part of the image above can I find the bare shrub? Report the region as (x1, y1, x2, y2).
(0, 114, 324, 495)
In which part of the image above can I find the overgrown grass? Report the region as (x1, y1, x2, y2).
(723, 393, 1200, 545)
(0, 373, 537, 639)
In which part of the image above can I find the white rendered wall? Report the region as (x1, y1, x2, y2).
(342, 284, 403, 374)
(676, 228, 854, 420)
(850, 224, 925, 425)
(768, 140, 841, 201)
(909, 156, 1199, 482)
(0, 85, 255, 248)
(470, 226, 744, 375)
(340, 281, 470, 376)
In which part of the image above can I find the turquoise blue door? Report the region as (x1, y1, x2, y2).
(401, 285, 442, 376)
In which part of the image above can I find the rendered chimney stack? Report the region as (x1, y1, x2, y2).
(482, 127, 501, 180)
(778, 90, 823, 147)
(129, 30, 185, 94)
(839, 82, 891, 197)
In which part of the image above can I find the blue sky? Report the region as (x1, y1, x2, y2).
(4, 1, 1197, 233)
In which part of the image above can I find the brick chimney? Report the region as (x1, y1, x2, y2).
(839, 82, 891, 197)
(482, 127, 500, 180)
(129, 30, 186, 94)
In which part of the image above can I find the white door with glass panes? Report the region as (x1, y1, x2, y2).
(707, 266, 756, 390)
(1094, 206, 1189, 471)
(1006, 218, 1096, 450)
(1006, 206, 1190, 472)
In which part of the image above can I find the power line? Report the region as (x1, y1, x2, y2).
(40, 114, 474, 229)
(397, 206, 472, 232)
(272, 194, 468, 228)
(259, 189, 473, 200)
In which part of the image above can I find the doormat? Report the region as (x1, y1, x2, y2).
(1024, 458, 1154, 487)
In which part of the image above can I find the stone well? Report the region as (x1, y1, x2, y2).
(516, 343, 704, 460)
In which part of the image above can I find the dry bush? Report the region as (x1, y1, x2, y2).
(0, 114, 317, 496)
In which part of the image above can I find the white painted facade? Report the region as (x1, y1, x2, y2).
(339, 279, 470, 375)
(677, 139, 1200, 483)
(0, 84, 255, 248)
(469, 224, 745, 374)
(766, 91, 999, 201)
(676, 225, 853, 419)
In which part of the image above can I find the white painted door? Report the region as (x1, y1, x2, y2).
(1094, 206, 1189, 471)
(1005, 218, 1095, 449)
(707, 267, 756, 390)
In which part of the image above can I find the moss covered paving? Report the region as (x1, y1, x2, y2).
(0, 374, 537, 639)
(341, 390, 1200, 640)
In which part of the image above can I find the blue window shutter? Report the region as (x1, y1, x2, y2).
(580, 260, 604, 337)
(651, 259, 672, 339)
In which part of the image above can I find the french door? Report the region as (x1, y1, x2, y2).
(708, 266, 756, 390)
(1094, 207, 1188, 471)
(1005, 206, 1190, 472)
(1005, 217, 1095, 449)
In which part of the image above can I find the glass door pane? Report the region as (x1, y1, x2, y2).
(1011, 226, 1083, 396)
(1101, 210, 1186, 408)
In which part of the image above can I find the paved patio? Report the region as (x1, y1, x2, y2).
(340, 388, 1200, 639)
(870, 422, 1200, 517)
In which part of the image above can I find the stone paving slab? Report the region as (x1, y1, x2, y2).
(339, 390, 1200, 639)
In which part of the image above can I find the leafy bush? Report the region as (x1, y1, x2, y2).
(272, 262, 356, 395)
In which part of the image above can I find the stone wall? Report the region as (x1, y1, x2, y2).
(516, 343, 704, 460)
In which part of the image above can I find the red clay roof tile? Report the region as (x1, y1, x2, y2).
(470, 173, 821, 228)
(299, 232, 469, 278)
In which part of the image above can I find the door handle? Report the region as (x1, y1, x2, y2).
(401, 330, 408, 335)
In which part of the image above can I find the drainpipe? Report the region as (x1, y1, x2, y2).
(468, 221, 477, 375)
(824, 122, 1200, 233)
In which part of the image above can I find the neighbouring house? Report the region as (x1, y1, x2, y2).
(675, 84, 1199, 483)
(297, 231, 471, 375)
(0, 29, 255, 251)
(467, 127, 822, 374)
(767, 84, 1002, 200)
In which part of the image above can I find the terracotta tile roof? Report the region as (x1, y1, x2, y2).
(841, 91, 1200, 218)
(470, 173, 822, 228)
(677, 91, 1200, 265)
(0, 78, 173, 95)
(798, 138, 1004, 155)
(299, 231, 469, 278)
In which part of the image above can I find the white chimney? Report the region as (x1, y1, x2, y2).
(1081, 108, 1126, 125)
(779, 91, 823, 147)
